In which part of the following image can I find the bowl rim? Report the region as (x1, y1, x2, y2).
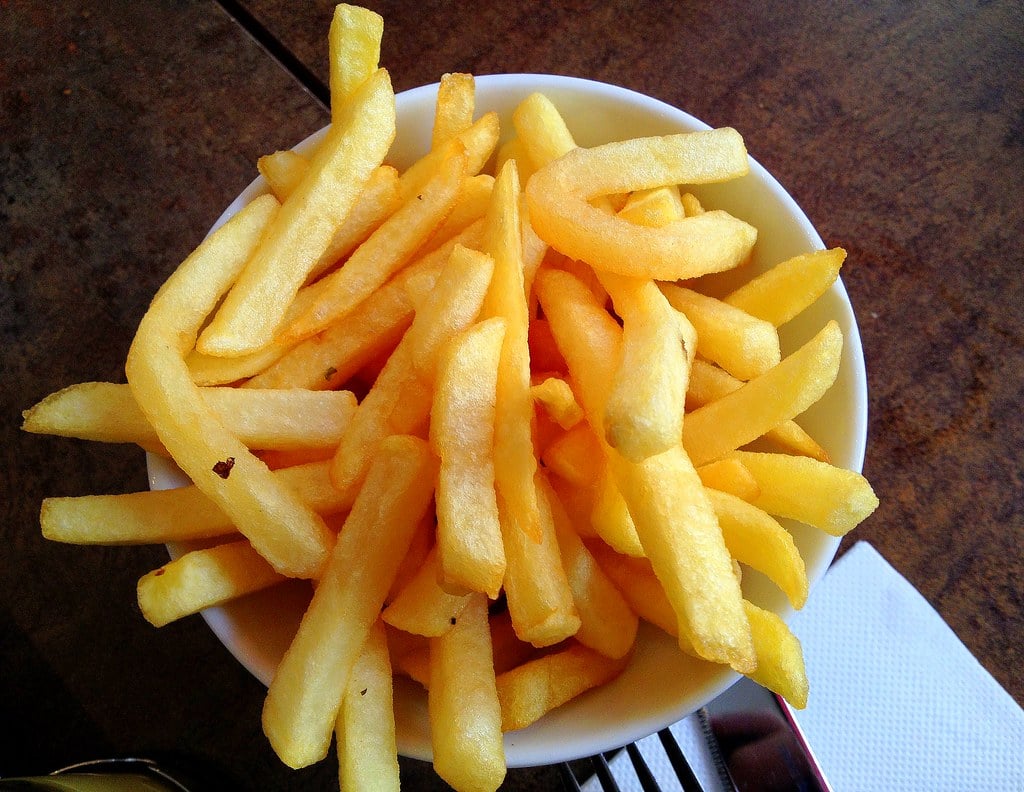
(152, 72, 868, 768)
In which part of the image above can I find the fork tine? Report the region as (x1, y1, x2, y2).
(657, 728, 705, 792)
(591, 752, 623, 792)
(625, 742, 662, 792)
(559, 761, 584, 792)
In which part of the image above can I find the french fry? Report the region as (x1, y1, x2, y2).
(197, 69, 396, 356)
(530, 376, 583, 429)
(501, 473, 581, 647)
(429, 594, 506, 792)
(725, 248, 846, 328)
(481, 160, 542, 542)
(335, 619, 401, 792)
(589, 465, 645, 557)
(696, 456, 761, 502)
(125, 195, 332, 579)
(687, 358, 830, 462)
(496, 641, 630, 733)
(617, 185, 684, 227)
(282, 145, 468, 343)
(432, 72, 476, 148)
(258, 149, 309, 202)
(541, 422, 603, 487)
(327, 3, 384, 110)
(329, 243, 494, 505)
(382, 546, 472, 637)
(682, 321, 843, 467)
(429, 173, 494, 246)
(511, 92, 578, 169)
(727, 450, 879, 536)
(586, 542, 679, 637)
(137, 539, 286, 628)
(744, 601, 808, 709)
(489, 609, 536, 675)
(398, 112, 500, 203)
(541, 474, 638, 659)
(431, 317, 506, 598)
(526, 130, 756, 280)
(661, 283, 781, 381)
(262, 435, 436, 769)
(707, 488, 808, 608)
(536, 267, 754, 672)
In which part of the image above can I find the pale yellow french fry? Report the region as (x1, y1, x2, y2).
(23, 382, 356, 454)
(681, 191, 705, 217)
(526, 130, 756, 280)
(429, 594, 506, 792)
(335, 619, 401, 792)
(137, 539, 286, 628)
(398, 112, 500, 203)
(496, 641, 630, 733)
(282, 146, 468, 343)
(536, 267, 754, 672)
(386, 513, 434, 605)
(540, 422, 604, 487)
(599, 272, 691, 461)
(724, 248, 846, 328)
(263, 435, 436, 769)
(258, 149, 309, 202)
(661, 283, 781, 381)
(41, 460, 346, 546)
(125, 195, 331, 579)
(589, 465, 645, 558)
(431, 72, 475, 148)
(328, 3, 383, 108)
(481, 160, 542, 542)
(330, 243, 494, 506)
(512, 92, 578, 169)
(687, 358, 830, 462)
(429, 173, 494, 246)
(502, 473, 581, 647)
(197, 70, 396, 356)
(707, 488, 808, 608)
(542, 474, 638, 659)
(530, 376, 584, 429)
(431, 317, 506, 599)
(727, 450, 879, 536)
(586, 542, 679, 637)
(187, 342, 301, 386)
(382, 546, 472, 637)
(683, 322, 843, 467)
(744, 601, 808, 709)
(248, 221, 483, 391)
(695, 457, 761, 502)
(520, 192, 548, 298)
(495, 136, 537, 185)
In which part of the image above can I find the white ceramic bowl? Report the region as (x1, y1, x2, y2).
(149, 74, 867, 768)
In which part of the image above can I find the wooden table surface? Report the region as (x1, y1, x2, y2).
(3, 1, 1021, 789)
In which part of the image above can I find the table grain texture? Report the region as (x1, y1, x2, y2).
(2, 1, 1021, 789)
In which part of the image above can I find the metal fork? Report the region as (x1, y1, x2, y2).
(559, 727, 705, 792)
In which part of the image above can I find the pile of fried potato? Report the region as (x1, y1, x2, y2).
(22, 5, 879, 791)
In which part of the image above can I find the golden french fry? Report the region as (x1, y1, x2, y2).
(197, 69, 396, 356)
(431, 317, 506, 598)
(495, 136, 537, 185)
(540, 422, 603, 487)
(707, 488, 808, 608)
(589, 465, 645, 557)
(125, 195, 332, 579)
(398, 112, 500, 203)
(137, 539, 285, 628)
(258, 149, 309, 202)
(686, 358, 830, 462)
(586, 542, 679, 637)
(382, 546, 472, 637)
(511, 92, 578, 169)
(283, 145, 468, 343)
(727, 450, 879, 536)
(329, 243, 494, 506)
(695, 457, 761, 502)
(429, 173, 494, 246)
(327, 3, 384, 111)
(526, 130, 756, 280)
(682, 321, 843, 467)
(536, 267, 753, 672)
(481, 160, 542, 542)
(385, 625, 431, 687)
(541, 474, 638, 659)
(725, 248, 846, 328)
(496, 641, 630, 733)
(661, 283, 781, 381)
(335, 619, 401, 792)
(744, 601, 808, 709)
(681, 191, 705, 217)
(432, 72, 476, 147)
(599, 272, 691, 461)
(617, 185, 684, 227)
(530, 376, 583, 429)
(502, 473, 581, 647)
(263, 435, 436, 769)
(429, 594, 506, 792)
(41, 459, 345, 546)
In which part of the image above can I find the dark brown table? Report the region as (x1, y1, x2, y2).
(3, 1, 1021, 789)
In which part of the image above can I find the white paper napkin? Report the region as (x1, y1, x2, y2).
(588, 541, 1024, 791)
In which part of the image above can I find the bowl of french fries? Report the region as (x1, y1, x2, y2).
(23, 5, 878, 790)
